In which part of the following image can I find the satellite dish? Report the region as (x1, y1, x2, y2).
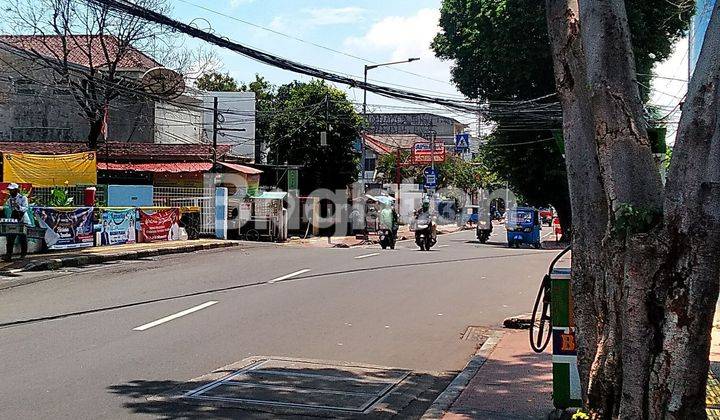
(141, 67, 185, 99)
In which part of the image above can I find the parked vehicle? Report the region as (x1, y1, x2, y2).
(539, 208, 554, 226)
(414, 213, 436, 251)
(506, 207, 542, 249)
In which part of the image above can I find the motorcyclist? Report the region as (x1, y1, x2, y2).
(379, 201, 399, 245)
(413, 198, 436, 240)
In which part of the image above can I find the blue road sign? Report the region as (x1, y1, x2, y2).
(455, 133, 470, 153)
(424, 167, 437, 190)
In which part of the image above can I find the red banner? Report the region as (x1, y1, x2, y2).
(411, 142, 445, 165)
(139, 208, 180, 242)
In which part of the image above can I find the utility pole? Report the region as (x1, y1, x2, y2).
(360, 58, 420, 191)
(211, 96, 246, 171)
(395, 148, 402, 210)
(212, 96, 218, 171)
(430, 120, 436, 172)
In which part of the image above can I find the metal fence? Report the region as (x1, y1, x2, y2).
(31, 186, 107, 207)
(153, 186, 216, 235)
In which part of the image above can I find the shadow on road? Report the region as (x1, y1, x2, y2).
(107, 363, 456, 419)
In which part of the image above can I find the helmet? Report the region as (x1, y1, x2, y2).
(7, 183, 19, 190)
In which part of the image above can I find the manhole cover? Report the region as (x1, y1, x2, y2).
(180, 357, 412, 415)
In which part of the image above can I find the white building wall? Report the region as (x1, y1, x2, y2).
(154, 101, 202, 144)
(201, 91, 256, 159)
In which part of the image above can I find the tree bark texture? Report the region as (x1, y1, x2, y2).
(546, 0, 720, 417)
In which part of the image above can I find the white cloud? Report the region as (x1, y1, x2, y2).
(305, 7, 366, 26)
(267, 16, 288, 32)
(345, 9, 450, 81)
(229, 0, 255, 9)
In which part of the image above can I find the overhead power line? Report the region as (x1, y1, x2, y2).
(85, 0, 499, 114)
(175, 0, 456, 88)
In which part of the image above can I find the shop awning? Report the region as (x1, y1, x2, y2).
(253, 191, 288, 200)
(217, 161, 263, 175)
(100, 162, 212, 173)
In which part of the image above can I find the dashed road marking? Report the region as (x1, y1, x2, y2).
(355, 253, 380, 259)
(268, 269, 311, 284)
(133, 301, 218, 331)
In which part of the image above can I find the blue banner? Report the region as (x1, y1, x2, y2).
(33, 207, 94, 250)
(100, 209, 137, 246)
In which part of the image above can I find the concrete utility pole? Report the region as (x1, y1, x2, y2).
(212, 96, 218, 171)
(211, 96, 246, 172)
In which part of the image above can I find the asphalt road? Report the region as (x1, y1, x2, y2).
(0, 225, 559, 419)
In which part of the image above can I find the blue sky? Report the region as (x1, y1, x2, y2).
(171, 0, 477, 128)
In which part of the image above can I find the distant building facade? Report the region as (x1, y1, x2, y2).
(365, 113, 467, 146)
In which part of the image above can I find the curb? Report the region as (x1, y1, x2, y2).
(3, 242, 239, 274)
(421, 330, 504, 419)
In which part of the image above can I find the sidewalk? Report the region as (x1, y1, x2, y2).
(284, 224, 466, 248)
(423, 313, 720, 420)
(426, 330, 554, 420)
(0, 239, 240, 274)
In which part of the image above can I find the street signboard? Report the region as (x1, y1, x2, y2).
(411, 141, 445, 164)
(455, 133, 470, 153)
(424, 167, 437, 190)
(287, 169, 298, 191)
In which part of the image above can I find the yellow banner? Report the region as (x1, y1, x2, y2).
(3, 152, 97, 187)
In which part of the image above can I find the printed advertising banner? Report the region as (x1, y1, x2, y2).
(3, 152, 97, 187)
(139, 208, 180, 242)
(100, 209, 137, 246)
(33, 207, 94, 249)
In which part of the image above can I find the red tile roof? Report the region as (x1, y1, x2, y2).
(217, 161, 263, 175)
(0, 142, 231, 162)
(100, 162, 212, 173)
(0, 35, 159, 70)
(362, 133, 427, 155)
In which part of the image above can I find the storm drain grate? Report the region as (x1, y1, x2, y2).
(182, 358, 411, 413)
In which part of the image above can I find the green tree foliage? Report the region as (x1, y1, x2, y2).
(437, 156, 501, 194)
(267, 80, 363, 192)
(195, 72, 239, 92)
(375, 151, 422, 185)
(195, 74, 362, 192)
(238, 75, 275, 151)
(432, 0, 692, 236)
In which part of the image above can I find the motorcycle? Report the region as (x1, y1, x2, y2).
(414, 214, 436, 251)
(378, 225, 396, 250)
(476, 219, 492, 244)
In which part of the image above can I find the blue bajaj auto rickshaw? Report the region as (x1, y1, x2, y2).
(506, 207, 542, 249)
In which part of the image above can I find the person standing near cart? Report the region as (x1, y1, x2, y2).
(3, 183, 29, 260)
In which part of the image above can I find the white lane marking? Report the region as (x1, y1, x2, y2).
(268, 268, 311, 284)
(354, 253, 380, 259)
(438, 245, 449, 248)
(133, 301, 218, 331)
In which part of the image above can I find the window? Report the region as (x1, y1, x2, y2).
(14, 78, 38, 95)
(364, 157, 376, 172)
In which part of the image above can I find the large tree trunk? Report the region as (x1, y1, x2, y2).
(547, 0, 720, 417)
(87, 115, 104, 150)
(545, 0, 607, 405)
(648, 5, 720, 417)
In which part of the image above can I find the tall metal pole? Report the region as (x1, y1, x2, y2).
(429, 120, 436, 180)
(212, 96, 218, 170)
(361, 66, 368, 189)
(395, 147, 401, 211)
